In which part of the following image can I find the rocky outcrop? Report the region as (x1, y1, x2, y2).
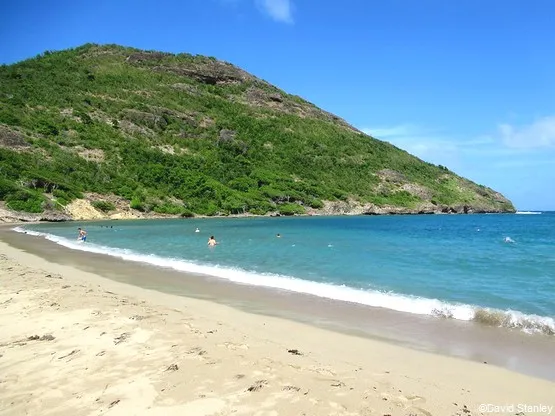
(125, 51, 172, 63)
(0, 125, 30, 149)
(0, 199, 513, 223)
(143, 57, 260, 86)
(0, 206, 71, 223)
(311, 200, 513, 217)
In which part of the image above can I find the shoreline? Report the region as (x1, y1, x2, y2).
(5, 220, 555, 336)
(2, 225, 555, 381)
(1, 233, 554, 415)
(1, 234, 554, 415)
(0, 201, 517, 224)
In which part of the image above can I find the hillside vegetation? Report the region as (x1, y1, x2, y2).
(0, 44, 514, 219)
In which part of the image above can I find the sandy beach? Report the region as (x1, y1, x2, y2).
(1, 235, 554, 416)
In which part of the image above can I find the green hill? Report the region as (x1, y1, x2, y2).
(0, 44, 514, 219)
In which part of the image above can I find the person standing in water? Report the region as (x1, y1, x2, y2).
(77, 227, 87, 242)
(207, 236, 217, 246)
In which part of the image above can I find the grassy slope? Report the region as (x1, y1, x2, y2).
(0, 44, 514, 216)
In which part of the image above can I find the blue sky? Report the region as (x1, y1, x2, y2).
(2, 0, 555, 210)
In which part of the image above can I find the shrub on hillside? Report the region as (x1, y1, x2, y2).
(278, 203, 305, 216)
(153, 202, 184, 215)
(92, 200, 116, 212)
(0, 178, 17, 199)
(5, 190, 44, 213)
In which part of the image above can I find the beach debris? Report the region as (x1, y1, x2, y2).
(282, 385, 301, 392)
(50, 302, 59, 307)
(61, 285, 71, 289)
(58, 349, 79, 360)
(234, 374, 245, 379)
(96, 351, 105, 357)
(287, 348, 303, 356)
(45, 273, 62, 279)
(129, 315, 147, 321)
(247, 380, 268, 392)
(108, 399, 120, 408)
(114, 332, 130, 345)
(165, 364, 179, 371)
(26, 334, 55, 341)
(331, 381, 346, 388)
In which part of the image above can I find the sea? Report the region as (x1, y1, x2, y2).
(14, 212, 555, 336)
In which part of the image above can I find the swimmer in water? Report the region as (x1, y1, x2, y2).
(207, 236, 218, 246)
(195, 228, 200, 233)
(504, 236, 515, 243)
(276, 233, 281, 238)
(77, 227, 87, 242)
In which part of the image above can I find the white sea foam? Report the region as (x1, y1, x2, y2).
(11, 226, 555, 335)
(515, 211, 542, 215)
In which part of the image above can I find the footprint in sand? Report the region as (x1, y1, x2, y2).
(379, 391, 427, 411)
(405, 394, 426, 403)
(185, 347, 208, 359)
(306, 366, 336, 377)
(217, 342, 249, 350)
(247, 379, 268, 392)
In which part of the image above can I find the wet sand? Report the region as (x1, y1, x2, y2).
(1, 228, 554, 415)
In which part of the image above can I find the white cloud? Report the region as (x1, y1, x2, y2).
(363, 125, 421, 139)
(498, 115, 555, 148)
(361, 125, 462, 165)
(255, 0, 293, 23)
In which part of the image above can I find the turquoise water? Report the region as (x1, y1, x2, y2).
(18, 213, 555, 334)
